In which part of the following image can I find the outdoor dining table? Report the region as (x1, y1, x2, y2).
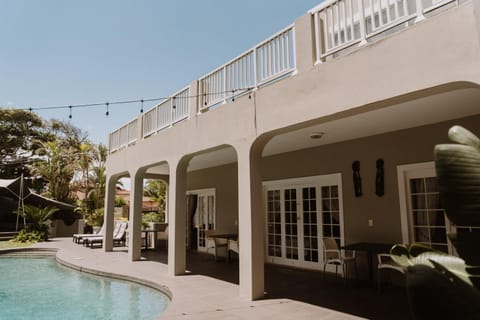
(342, 242, 394, 285)
(208, 233, 238, 240)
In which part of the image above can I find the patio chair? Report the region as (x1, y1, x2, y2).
(205, 230, 228, 261)
(72, 224, 106, 244)
(85, 221, 128, 248)
(322, 238, 357, 281)
(377, 253, 405, 292)
(157, 225, 168, 249)
(227, 237, 239, 263)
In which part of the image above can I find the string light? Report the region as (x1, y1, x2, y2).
(172, 96, 176, 110)
(232, 90, 235, 102)
(16, 87, 254, 114)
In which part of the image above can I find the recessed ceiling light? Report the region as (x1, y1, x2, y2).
(310, 132, 325, 139)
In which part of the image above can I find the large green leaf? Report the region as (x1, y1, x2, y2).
(391, 243, 478, 287)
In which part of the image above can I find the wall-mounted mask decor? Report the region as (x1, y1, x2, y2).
(376, 158, 385, 197)
(352, 160, 362, 197)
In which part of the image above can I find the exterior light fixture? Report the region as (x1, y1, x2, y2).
(310, 132, 325, 139)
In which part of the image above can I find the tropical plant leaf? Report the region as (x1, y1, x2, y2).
(448, 125, 480, 150)
(390, 243, 477, 287)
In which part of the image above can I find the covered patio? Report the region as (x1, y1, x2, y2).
(140, 248, 410, 320)
(30, 237, 411, 319)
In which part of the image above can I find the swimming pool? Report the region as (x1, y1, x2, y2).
(0, 256, 169, 320)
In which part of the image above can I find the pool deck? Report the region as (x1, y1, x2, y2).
(17, 238, 367, 320)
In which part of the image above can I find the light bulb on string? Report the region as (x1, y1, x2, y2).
(68, 106, 72, 119)
(140, 99, 144, 113)
(172, 96, 176, 109)
(232, 90, 235, 102)
(105, 102, 109, 116)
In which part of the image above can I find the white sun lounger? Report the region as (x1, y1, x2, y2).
(85, 221, 128, 248)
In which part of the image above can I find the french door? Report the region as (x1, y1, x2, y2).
(189, 189, 216, 252)
(264, 174, 344, 269)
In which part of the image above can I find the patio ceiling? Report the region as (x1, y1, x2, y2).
(146, 87, 480, 174)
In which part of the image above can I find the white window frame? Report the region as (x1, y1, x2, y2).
(397, 161, 459, 254)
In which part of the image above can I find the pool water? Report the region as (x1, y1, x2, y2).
(0, 256, 169, 320)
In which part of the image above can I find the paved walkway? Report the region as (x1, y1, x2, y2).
(20, 238, 365, 320)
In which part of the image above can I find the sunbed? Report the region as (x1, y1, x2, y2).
(72, 224, 105, 244)
(85, 221, 128, 248)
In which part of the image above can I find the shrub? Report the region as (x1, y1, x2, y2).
(14, 205, 59, 241)
(15, 229, 47, 242)
(142, 211, 164, 229)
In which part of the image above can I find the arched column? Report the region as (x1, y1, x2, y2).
(128, 169, 144, 261)
(103, 174, 118, 252)
(236, 140, 265, 300)
(167, 157, 190, 276)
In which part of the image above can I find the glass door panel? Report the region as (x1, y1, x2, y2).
(322, 185, 341, 247)
(284, 188, 299, 260)
(197, 194, 215, 252)
(408, 176, 448, 253)
(302, 187, 319, 263)
(267, 190, 282, 257)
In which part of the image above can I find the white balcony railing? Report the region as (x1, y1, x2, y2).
(199, 25, 295, 110)
(142, 86, 190, 138)
(312, 0, 456, 60)
(109, 118, 138, 152)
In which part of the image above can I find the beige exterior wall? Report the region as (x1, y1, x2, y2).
(262, 115, 480, 244)
(187, 163, 239, 233)
(103, 0, 480, 300)
(185, 114, 480, 247)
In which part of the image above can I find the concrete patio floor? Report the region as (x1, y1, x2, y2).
(18, 238, 411, 319)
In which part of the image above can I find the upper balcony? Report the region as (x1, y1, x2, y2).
(108, 0, 462, 153)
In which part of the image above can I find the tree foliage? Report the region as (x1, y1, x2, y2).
(144, 179, 167, 221)
(0, 109, 50, 178)
(0, 108, 109, 211)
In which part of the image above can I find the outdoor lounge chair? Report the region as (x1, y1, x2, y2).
(72, 224, 106, 244)
(85, 221, 128, 248)
(81, 221, 122, 246)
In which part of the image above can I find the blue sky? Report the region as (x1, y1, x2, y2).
(1, 0, 321, 144)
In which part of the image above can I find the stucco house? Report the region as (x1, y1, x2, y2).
(103, 0, 480, 300)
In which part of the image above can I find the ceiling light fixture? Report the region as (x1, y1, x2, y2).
(310, 132, 325, 139)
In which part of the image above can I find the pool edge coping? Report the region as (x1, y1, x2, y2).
(0, 247, 173, 302)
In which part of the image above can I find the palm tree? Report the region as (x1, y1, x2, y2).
(31, 140, 76, 203)
(78, 142, 95, 193)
